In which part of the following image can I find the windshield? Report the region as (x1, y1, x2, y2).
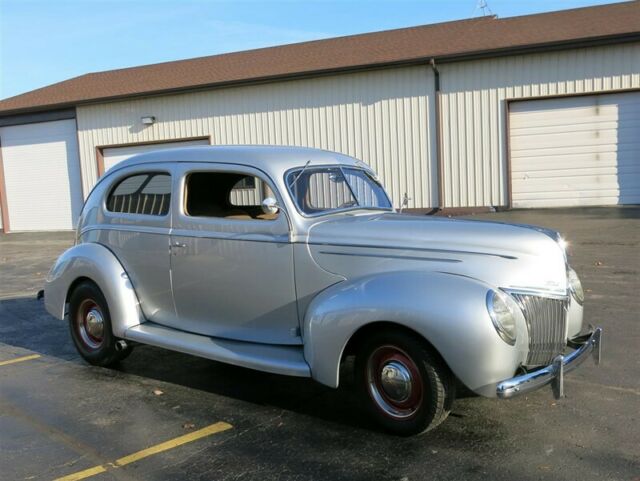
(286, 166, 392, 216)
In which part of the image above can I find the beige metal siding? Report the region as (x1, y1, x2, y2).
(230, 181, 263, 206)
(439, 43, 640, 207)
(77, 67, 437, 209)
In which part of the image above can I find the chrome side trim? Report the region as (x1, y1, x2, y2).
(496, 327, 602, 399)
(318, 250, 462, 263)
(170, 228, 290, 244)
(308, 242, 518, 260)
(80, 225, 170, 237)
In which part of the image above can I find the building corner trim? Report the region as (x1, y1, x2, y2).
(0, 138, 11, 233)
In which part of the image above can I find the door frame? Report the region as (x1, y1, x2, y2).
(95, 135, 213, 177)
(0, 138, 10, 233)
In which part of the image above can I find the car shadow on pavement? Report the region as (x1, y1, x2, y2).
(0, 295, 497, 439)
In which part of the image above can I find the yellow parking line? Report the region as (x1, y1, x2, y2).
(0, 354, 41, 366)
(54, 465, 107, 481)
(54, 421, 233, 481)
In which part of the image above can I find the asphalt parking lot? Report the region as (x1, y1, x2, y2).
(0, 207, 638, 481)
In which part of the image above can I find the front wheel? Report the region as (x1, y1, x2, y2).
(68, 281, 132, 366)
(355, 329, 455, 436)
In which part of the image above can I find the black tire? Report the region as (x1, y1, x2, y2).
(355, 329, 455, 436)
(68, 281, 132, 366)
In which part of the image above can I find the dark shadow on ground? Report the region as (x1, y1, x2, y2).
(0, 296, 485, 436)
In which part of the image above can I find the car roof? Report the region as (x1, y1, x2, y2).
(115, 145, 363, 176)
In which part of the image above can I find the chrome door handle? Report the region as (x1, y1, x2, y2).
(172, 242, 187, 248)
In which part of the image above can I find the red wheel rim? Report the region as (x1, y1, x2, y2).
(366, 345, 424, 420)
(75, 299, 105, 350)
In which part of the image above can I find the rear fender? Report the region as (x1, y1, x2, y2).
(303, 270, 529, 395)
(44, 242, 144, 337)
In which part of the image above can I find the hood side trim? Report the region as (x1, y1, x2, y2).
(306, 242, 518, 260)
(318, 250, 462, 263)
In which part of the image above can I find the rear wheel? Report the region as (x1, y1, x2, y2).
(68, 281, 132, 366)
(355, 329, 455, 436)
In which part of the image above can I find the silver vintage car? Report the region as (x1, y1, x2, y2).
(44, 146, 602, 435)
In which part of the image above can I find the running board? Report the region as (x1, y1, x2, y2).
(124, 322, 310, 378)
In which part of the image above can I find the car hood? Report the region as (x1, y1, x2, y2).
(306, 212, 569, 294)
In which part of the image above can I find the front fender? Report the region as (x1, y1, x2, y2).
(44, 242, 144, 337)
(303, 270, 529, 396)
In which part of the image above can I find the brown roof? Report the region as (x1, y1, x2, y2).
(1, 1, 639, 116)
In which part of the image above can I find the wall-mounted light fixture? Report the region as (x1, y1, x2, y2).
(141, 116, 156, 125)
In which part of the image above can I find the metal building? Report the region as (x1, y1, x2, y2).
(0, 2, 639, 232)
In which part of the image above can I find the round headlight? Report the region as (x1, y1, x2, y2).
(568, 267, 584, 305)
(486, 290, 517, 345)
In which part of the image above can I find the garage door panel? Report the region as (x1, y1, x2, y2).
(513, 187, 629, 199)
(513, 187, 640, 203)
(512, 164, 640, 180)
(510, 110, 629, 129)
(0, 119, 83, 231)
(512, 132, 623, 151)
(512, 153, 621, 171)
(514, 175, 630, 192)
(511, 119, 640, 137)
(510, 91, 640, 208)
(513, 145, 640, 163)
(510, 92, 640, 119)
(513, 196, 628, 209)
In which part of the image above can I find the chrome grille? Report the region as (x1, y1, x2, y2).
(509, 292, 569, 366)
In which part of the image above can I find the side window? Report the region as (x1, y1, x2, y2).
(185, 172, 277, 220)
(106, 173, 171, 216)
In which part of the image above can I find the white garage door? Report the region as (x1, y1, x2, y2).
(510, 91, 640, 208)
(0, 119, 83, 231)
(102, 139, 209, 173)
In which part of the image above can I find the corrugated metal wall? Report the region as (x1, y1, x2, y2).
(77, 66, 437, 209)
(439, 43, 640, 207)
(230, 181, 263, 206)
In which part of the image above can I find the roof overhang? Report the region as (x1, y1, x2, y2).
(1, 32, 639, 119)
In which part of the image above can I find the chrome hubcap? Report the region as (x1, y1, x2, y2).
(366, 346, 424, 420)
(77, 300, 104, 349)
(380, 360, 412, 402)
(85, 309, 104, 340)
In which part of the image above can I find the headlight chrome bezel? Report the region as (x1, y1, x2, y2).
(567, 267, 584, 305)
(486, 290, 518, 346)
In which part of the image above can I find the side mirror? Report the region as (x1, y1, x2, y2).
(261, 197, 280, 215)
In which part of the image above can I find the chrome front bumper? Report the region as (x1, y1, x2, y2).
(496, 327, 602, 399)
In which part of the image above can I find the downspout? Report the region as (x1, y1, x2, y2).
(429, 58, 444, 213)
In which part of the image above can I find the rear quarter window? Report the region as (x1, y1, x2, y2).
(106, 173, 171, 216)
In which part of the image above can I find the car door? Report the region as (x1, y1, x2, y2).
(168, 162, 301, 345)
(99, 166, 175, 324)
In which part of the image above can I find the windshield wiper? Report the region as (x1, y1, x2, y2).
(288, 160, 312, 188)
